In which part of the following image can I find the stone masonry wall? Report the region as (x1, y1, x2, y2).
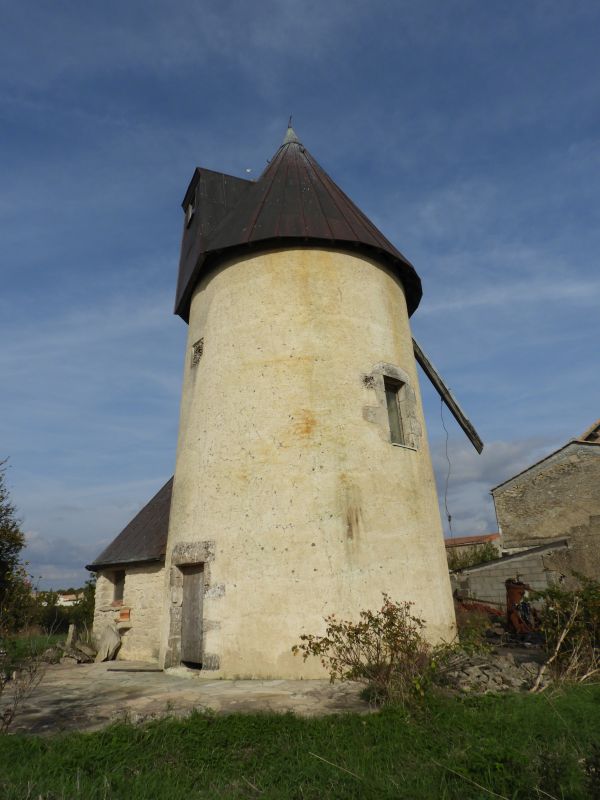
(93, 563, 165, 662)
(492, 443, 600, 549)
(160, 247, 456, 677)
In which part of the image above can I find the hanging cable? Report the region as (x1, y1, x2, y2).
(440, 397, 453, 535)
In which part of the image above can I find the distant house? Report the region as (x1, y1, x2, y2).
(444, 533, 501, 565)
(451, 420, 600, 606)
(56, 593, 83, 607)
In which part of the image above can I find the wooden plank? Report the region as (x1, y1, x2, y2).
(181, 565, 204, 665)
(412, 337, 484, 454)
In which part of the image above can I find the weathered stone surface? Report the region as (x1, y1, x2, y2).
(74, 642, 96, 659)
(493, 442, 600, 551)
(65, 624, 76, 648)
(160, 248, 456, 678)
(1, 661, 368, 735)
(442, 649, 543, 695)
(93, 563, 165, 662)
(95, 623, 121, 662)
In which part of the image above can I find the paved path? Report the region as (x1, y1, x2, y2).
(3, 662, 368, 735)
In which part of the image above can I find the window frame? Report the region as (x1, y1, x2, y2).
(363, 362, 421, 451)
(112, 569, 125, 606)
(383, 376, 406, 446)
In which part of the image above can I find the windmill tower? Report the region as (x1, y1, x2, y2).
(159, 126, 480, 676)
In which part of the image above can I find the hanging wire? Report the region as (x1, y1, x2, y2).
(440, 397, 453, 535)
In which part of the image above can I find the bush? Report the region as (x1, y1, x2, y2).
(447, 541, 499, 571)
(0, 460, 32, 634)
(292, 595, 437, 706)
(453, 604, 496, 651)
(532, 575, 600, 690)
(30, 577, 96, 635)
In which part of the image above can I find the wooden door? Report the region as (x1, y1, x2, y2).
(181, 565, 204, 665)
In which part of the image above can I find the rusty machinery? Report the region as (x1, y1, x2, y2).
(505, 578, 540, 634)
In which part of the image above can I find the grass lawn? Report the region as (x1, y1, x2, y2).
(1, 685, 599, 799)
(7, 633, 64, 658)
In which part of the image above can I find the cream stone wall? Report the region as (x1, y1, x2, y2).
(493, 443, 600, 549)
(93, 563, 164, 661)
(160, 247, 456, 677)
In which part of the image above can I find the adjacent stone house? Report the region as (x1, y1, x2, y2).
(86, 479, 171, 661)
(492, 420, 600, 580)
(451, 421, 600, 605)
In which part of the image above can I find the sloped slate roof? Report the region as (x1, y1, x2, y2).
(174, 126, 422, 321)
(86, 478, 172, 570)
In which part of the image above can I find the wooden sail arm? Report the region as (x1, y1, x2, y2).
(412, 338, 484, 454)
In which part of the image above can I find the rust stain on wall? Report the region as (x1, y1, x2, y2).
(292, 410, 317, 438)
(339, 472, 363, 542)
(345, 505, 363, 540)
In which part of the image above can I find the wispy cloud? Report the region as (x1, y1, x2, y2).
(431, 434, 559, 536)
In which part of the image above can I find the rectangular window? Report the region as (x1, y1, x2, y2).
(185, 188, 197, 227)
(384, 377, 405, 445)
(185, 202, 194, 227)
(113, 570, 125, 604)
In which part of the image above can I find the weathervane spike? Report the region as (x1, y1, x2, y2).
(282, 118, 300, 145)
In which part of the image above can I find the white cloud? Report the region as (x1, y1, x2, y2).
(431, 434, 560, 536)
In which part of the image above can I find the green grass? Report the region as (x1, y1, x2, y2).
(1, 633, 64, 679)
(1, 685, 600, 799)
(7, 633, 64, 659)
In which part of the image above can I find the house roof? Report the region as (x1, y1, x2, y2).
(444, 533, 500, 549)
(451, 539, 569, 574)
(491, 437, 600, 493)
(86, 478, 172, 570)
(174, 125, 422, 321)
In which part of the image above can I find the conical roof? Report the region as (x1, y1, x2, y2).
(174, 127, 422, 319)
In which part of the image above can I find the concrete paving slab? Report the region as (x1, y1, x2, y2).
(2, 662, 368, 735)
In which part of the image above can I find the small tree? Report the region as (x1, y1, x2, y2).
(0, 460, 30, 633)
(293, 595, 435, 706)
(0, 461, 47, 733)
(531, 576, 600, 691)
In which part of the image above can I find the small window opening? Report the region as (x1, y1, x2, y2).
(191, 338, 204, 367)
(185, 189, 196, 227)
(384, 377, 405, 445)
(113, 570, 125, 605)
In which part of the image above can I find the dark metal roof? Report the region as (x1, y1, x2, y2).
(175, 127, 422, 321)
(86, 478, 172, 570)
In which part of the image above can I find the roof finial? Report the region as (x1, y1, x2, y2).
(282, 117, 300, 145)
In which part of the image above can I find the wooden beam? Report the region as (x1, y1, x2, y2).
(412, 338, 484, 454)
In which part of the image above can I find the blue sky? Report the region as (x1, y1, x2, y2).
(1, 1, 599, 588)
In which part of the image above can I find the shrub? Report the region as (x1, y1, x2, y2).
(292, 595, 436, 706)
(30, 577, 96, 635)
(0, 460, 49, 732)
(532, 575, 600, 690)
(447, 541, 499, 571)
(453, 604, 496, 652)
